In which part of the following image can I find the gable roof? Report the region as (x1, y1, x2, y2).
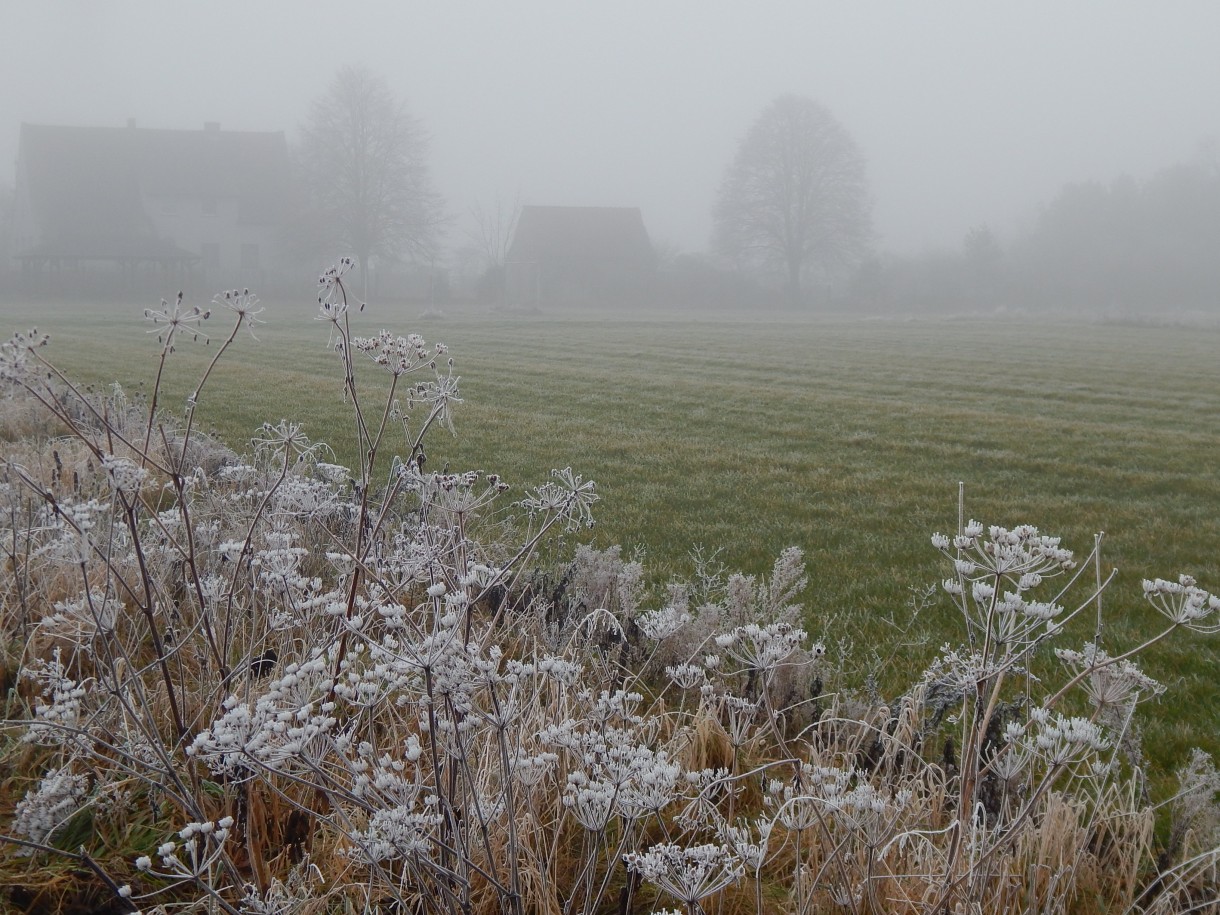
(507, 206, 654, 266)
(16, 123, 291, 259)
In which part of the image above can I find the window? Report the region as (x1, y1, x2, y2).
(241, 243, 260, 270)
(201, 243, 220, 270)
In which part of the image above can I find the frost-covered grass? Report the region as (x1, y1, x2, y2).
(1, 281, 1218, 913)
(8, 298, 1220, 771)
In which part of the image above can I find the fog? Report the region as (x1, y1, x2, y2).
(4, 1, 1219, 292)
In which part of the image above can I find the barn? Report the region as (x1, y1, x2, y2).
(504, 205, 656, 307)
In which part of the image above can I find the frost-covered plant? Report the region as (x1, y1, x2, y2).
(1, 269, 1217, 915)
(11, 765, 87, 850)
(625, 842, 744, 914)
(0, 266, 611, 912)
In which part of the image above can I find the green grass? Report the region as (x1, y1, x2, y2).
(5, 296, 1220, 775)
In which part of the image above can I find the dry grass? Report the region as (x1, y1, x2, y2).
(0, 288, 1217, 913)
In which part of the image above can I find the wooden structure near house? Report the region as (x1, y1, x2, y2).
(505, 206, 656, 307)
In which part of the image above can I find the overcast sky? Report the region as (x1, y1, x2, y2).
(5, 1, 1218, 257)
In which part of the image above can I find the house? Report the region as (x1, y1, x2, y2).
(505, 206, 656, 307)
(11, 121, 291, 294)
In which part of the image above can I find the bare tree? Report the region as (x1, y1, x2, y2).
(466, 196, 520, 305)
(468, 196, 521, 270)
(298, 66, 444, 294)
(713, 95, 870, 306)
(963, 224, 1004, 305)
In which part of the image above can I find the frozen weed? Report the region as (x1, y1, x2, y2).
(0, 266, 1216, 915)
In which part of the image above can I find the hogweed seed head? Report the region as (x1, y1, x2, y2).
(1056, 642, 1165, 709)
(1143, 575, 1220, 631)
(317, 258, 356, 315)
(639, 605, 692, 641)
(215, 288, 265, 337)
(144, 292, 210, 347)
(520, 467, 598, 530)
(0, 328, 50, 381)
(624, 843, 744, 907)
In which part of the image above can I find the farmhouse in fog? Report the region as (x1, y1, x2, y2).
(505, 205, 655, 307)
(11, 121, 291, 294)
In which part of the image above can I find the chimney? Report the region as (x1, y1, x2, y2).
(204, 121, 220, 132)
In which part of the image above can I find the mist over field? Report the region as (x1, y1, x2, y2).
(5, 5, 1220, 913)
(2, 1, 1219, 314)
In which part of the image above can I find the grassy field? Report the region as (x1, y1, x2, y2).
(4, 295, 1220, 774)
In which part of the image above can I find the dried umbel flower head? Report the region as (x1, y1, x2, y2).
(639, 604, 693, 641)
(1026, 712, 1110, 767)
(624, 842, 744, 908)
(665, 662, 706, 690)
(144, 292, 211, 348)
(214, 288, 265, 337)
(935, 520, 1079, 648)
(39, 590, 119, 640)
(354, 802, 444, 862)
(720, 817, 774, 871)
(317, 256, 358, 317)
(1055, 642, 1165, 711)
(563, 772, 617, 831)
(101, 454, 150, 494)
(252, 419, 330, 466)
(935, 522, 1075, 580)
(1143, 574, 1220, 632)
(352, 330, 448, 377)
(716, 621, 810, 677)
(0, 328, 50, 381)
(520, 466, 598, 530)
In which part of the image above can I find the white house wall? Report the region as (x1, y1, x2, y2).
(144, 190, 278, 281)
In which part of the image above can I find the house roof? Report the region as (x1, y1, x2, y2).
(507, 206, 655, 266)
(16, 122, 290, 259)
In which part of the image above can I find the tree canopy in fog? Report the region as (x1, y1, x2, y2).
(713, 95, 870, 306)
(863, 150, 1220, 316)
(1014, 156, 1220, 310)
(296, 66, 444, 283)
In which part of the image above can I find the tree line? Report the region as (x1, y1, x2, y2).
(216, 66, 1220, 314)
(852, 153, 1220, 315)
